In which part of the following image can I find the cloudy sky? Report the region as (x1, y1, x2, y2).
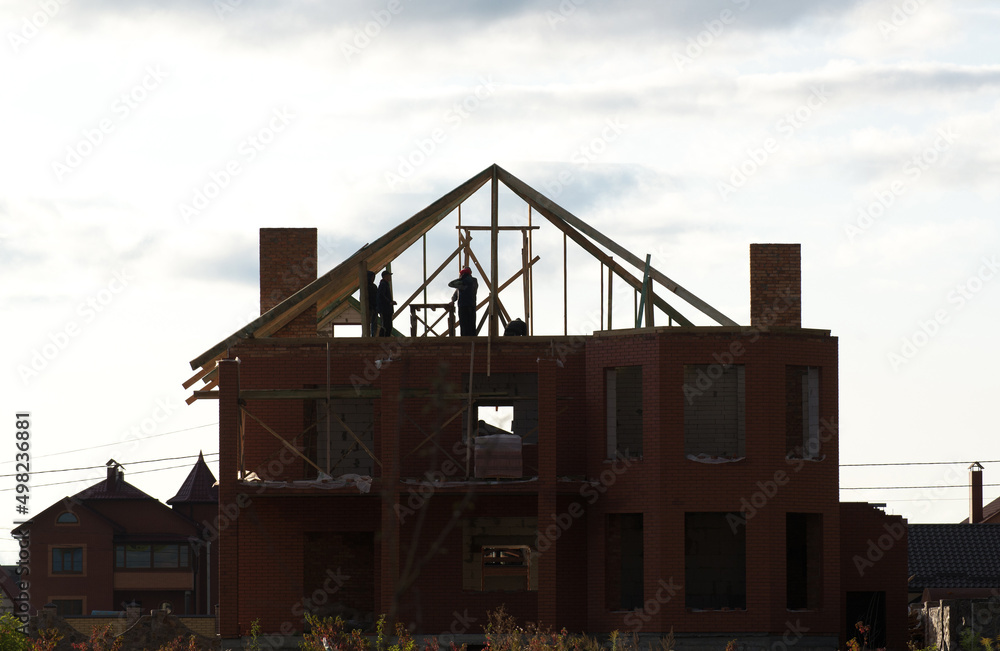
(2, 0, 998, 562)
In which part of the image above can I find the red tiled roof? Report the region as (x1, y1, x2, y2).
(167, 451, 218, 505)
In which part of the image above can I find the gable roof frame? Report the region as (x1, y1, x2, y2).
(188, 163, 736, 382)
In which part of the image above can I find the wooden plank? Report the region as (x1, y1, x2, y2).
(182, 359, 219, 390)
(515, 189, 695, 327)
(331, 412, 382, 468)
(475, 256, 539, 310)
(359, 261, 371, 338)
(490, 167, 499, 338)
(456, 226, 540, 231)
(563, 232, 568, 335)
(393, 239, 464, 320)
(241, 407, 326, 475)
(406, 406, 467, 457)
(240, 388, 381, 400)
(495, 165, 737, 326)
(607, 262, 613, 330)
(188, 390, 219, 404)
(190, 166, 493, 370)
(465, 242, 512, 323)
(522, 231, 530, 326)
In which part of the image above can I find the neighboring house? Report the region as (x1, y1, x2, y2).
(11, 456, 217, 617)
(167, 451, 220, 616)
(907, 524, 1000, 650)
(185, 164, 909, 649)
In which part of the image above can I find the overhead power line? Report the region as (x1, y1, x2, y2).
(841, 459, 1000, 467)
(0, 462, 214, 493)
(0, 422, 219, 465)
(0, 452, 218, 479)
(841, 483, 1000, 491)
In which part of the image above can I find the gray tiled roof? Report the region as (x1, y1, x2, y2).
(908, 524, 1000, 589)
(167, 451, 218, 505)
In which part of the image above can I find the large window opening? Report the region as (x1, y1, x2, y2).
(463, 373, 538, 443)
(786, 366, 820, 458)
(786, 512, 822, 610)
(478, 405, 514, 433)
(606, 366, 643, 459)
(685, 512, 746, 610)
(304, 532, 374, 620)
(683, 365, 745, 458)
(315, 398, 375, 477)
(606, 513, 643, 611)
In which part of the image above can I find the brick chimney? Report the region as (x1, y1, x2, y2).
(106, 459, 123, 489)
(259, 228, 317, 337)
(970, 462, 984, 524)
(750, 243, 801, 328)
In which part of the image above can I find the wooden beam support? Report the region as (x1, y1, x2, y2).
(489, 166, 499, 338)
(191, 166, 492, 370)
(393, 238, 464, 320)
(241, 407, 326, 475)
(240, 388, 381, 400)
(456, 226, 540, 231)
(359, 261, 371, 337)
(495, 165, 736, 326)
(514, 188, 694, 327)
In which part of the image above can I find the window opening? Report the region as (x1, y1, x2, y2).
(685, 512, 746, 610)
(606, 366, 642, 459)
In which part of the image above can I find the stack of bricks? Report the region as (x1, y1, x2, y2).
(749, 243, 801, 328)
(259, 227, 318, 337)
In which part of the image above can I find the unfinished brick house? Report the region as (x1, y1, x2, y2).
(185, 165, 907, 649)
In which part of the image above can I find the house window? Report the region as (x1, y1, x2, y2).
(786, 513, 822, 609)
(606, 513, 643, 611)
(315, 398, 375, 477)
(685, 512, 746, 610)
(51, 599, 83, 616)
(606, 366, 642, 459)
(463, 517, 538, 591)
(683, 365, 745, 458)
(56, 512, 79, 524)
(52, 547, 83, 574)
(786, 367, 820, 458)
(115, 544, 190, 569)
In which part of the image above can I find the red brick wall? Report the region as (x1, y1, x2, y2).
(212, 328, 906, 642)
(259, 228, 317, 337)
(750, 243, 801, 328)
(840, 502, 908, 651)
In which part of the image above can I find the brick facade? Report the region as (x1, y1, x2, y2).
(204, 233, 907, 649)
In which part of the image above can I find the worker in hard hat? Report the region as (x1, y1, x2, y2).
(448, 267, 478, 336)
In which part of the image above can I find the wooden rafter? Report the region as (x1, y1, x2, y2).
(495, 165, 737, 327)
(190, 167, 492, 370)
